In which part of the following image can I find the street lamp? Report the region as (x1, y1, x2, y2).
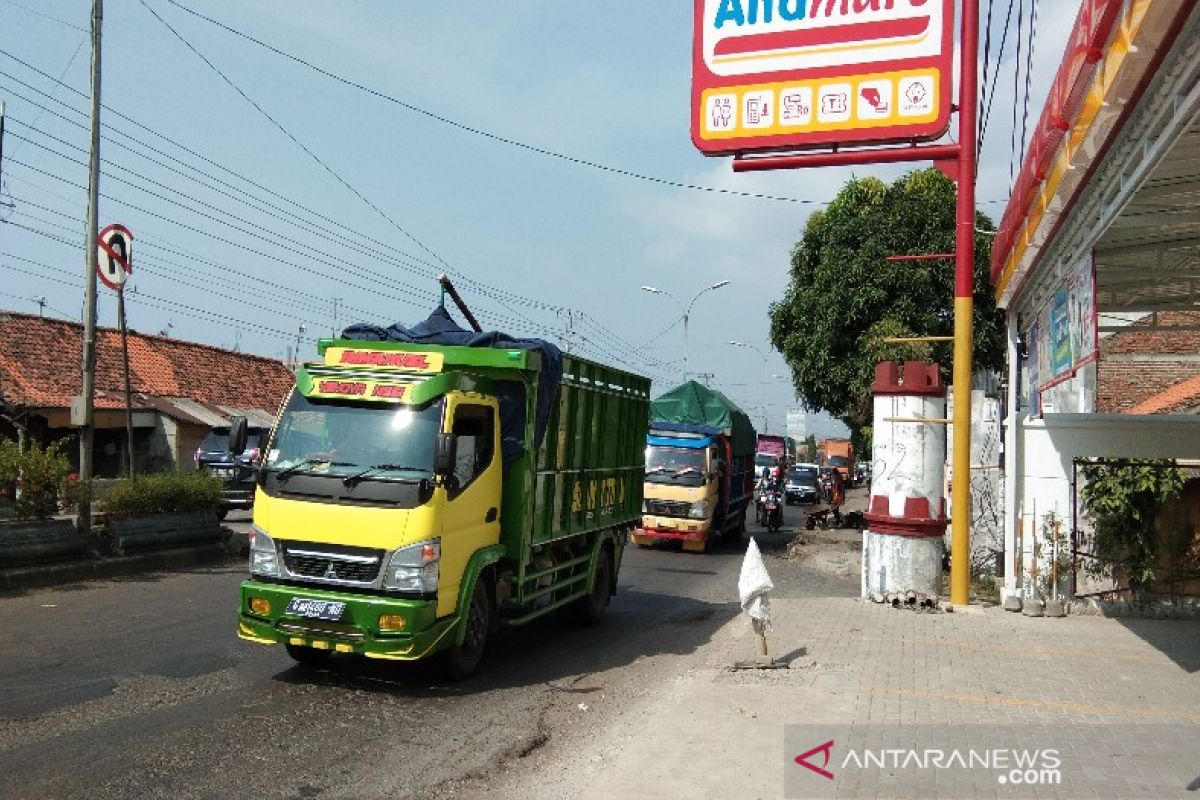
(729, 340, 777, 431)
(642, 280, 730, 379)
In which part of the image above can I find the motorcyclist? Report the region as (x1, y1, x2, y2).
(754, 467, 773, 525)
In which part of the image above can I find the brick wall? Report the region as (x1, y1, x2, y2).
(1096, 313, 1200, 414)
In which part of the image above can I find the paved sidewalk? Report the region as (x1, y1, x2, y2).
(491, 542, 1200, 800)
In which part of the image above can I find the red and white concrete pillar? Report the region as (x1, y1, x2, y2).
(862, 361, 948, 599)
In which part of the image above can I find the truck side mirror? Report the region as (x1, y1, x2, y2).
(435, 432, 458, 477)
(228, 416, 248, 455)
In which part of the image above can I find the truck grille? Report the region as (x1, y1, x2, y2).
(281, 543, 382, 584)
(646, 499, 692, 518)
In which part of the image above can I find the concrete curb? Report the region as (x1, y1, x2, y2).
(0, 540, 241, 593)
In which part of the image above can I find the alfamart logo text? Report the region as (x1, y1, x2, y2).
(795, 739, 1062, 786)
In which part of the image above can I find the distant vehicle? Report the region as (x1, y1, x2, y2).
(755, 434, 789, 481)
(854, 463, 871, 487)
(819, 438, 855, 484)
(195, 426, 268, 520)
(784, 464, 820, 506)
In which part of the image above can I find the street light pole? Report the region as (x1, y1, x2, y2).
(642, 280, 730, 380)
(729, 340, 774, 431)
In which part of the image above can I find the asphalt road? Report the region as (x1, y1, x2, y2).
(0, 506, 852, 800)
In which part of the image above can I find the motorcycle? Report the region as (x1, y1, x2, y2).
(754, 480, 773, 526)
(763, 486, 784, 533)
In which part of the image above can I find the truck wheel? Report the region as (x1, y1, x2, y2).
(284, 643, 332, 667)
(444, 578, 491, 680)
(723, 507, 746, 542)
(216, 509, 228, 521)
(575, 546, 612, 626)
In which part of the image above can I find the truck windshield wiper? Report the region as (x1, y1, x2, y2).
(275, 459, 354, 481)
(672, 467, 702, 476)
(342, 463, 428, 487)
(646, 466, 670, 474)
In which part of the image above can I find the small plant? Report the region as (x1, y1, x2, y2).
(1034, 511, 1070, 601)
(97, 471, 223, 517)
(0, 439, 72, 520)
(1080, 459, 1187, 599)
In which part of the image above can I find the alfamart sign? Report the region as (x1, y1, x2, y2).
(692, 0, 955, 154)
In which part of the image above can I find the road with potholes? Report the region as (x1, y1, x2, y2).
(0, 501, 859, 800)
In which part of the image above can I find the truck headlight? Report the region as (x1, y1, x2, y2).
(248, 526, 280, 578)
(688, 500, 710, 519)
(383, 539, 440, 593)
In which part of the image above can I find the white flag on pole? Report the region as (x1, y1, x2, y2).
(738, 537, 773, 631)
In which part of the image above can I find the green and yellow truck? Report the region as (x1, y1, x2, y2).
(236, 320, 649, 677)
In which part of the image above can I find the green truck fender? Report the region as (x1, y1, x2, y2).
(451, 544, 507, 646)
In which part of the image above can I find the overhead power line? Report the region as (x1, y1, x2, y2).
(156, 0, 822, 206)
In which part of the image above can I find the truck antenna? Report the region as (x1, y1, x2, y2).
(437, 274, 483, 333)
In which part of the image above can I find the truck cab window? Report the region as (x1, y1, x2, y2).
(450, 404, 495, 496)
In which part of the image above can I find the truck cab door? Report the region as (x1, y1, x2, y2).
(436, 396, 502, 618)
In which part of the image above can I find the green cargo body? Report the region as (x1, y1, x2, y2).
(502, 353, 650, 617)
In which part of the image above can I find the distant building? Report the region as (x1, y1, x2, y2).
(0, 311, 294, 476)
(786, 408, 807, 444)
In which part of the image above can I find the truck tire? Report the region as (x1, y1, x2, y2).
(284, 643, 332, 667)
(723, 507, 746, 542)
(444, 578, 491, 680)
(575, 546, 612, 626)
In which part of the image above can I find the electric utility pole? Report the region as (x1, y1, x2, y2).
(78, 0, 102, 534)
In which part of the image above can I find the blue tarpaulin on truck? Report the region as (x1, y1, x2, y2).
(341, 306, 563, 464)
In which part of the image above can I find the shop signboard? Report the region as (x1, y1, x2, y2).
(691, 0, 956, 154)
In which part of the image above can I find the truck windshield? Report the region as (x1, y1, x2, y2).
(755, 453, 780, 468)
(828, 456, 851, 467)
(645, 446, 707, 486)
(266, 392, 442, 480)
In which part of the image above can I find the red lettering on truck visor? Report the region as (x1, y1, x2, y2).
(339, 350, 430, 369)
(318, 380, 367, 396)
(713, 15, 930, 58)
(371, 384, 407, 399)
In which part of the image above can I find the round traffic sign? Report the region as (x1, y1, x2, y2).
(97, 223, 134, 291)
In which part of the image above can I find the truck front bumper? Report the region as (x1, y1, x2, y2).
(632, 519, 712, 552)
(237, 580, 456, 661)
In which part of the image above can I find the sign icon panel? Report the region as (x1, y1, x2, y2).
(692, 0, 955, 154)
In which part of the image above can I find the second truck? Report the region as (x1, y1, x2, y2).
(634, 380, 756, 553)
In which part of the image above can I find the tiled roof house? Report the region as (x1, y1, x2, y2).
(1096, 312, 1200, 415)
(0, 311, 295, 475)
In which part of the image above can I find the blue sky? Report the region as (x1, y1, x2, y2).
(0, 1, 1074, 437)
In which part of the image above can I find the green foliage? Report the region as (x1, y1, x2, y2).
(97, 471, 223, 517)
(1080, 460, 1186, 597)
(802, 434, 818, 463)
(0, 439, 72, 520)
(769, 169, 1005, 432)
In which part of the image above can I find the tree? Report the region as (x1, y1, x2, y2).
(802, 434, 818, 463)
(769, 169, 1005, 435)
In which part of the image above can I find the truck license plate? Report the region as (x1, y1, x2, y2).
(285, 597, 346, 621)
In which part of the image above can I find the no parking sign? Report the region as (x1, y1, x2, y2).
(96, 223, 133, 291)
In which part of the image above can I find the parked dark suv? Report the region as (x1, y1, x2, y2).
(195, 426, 268, 520)
(784, 464, 820, 506)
